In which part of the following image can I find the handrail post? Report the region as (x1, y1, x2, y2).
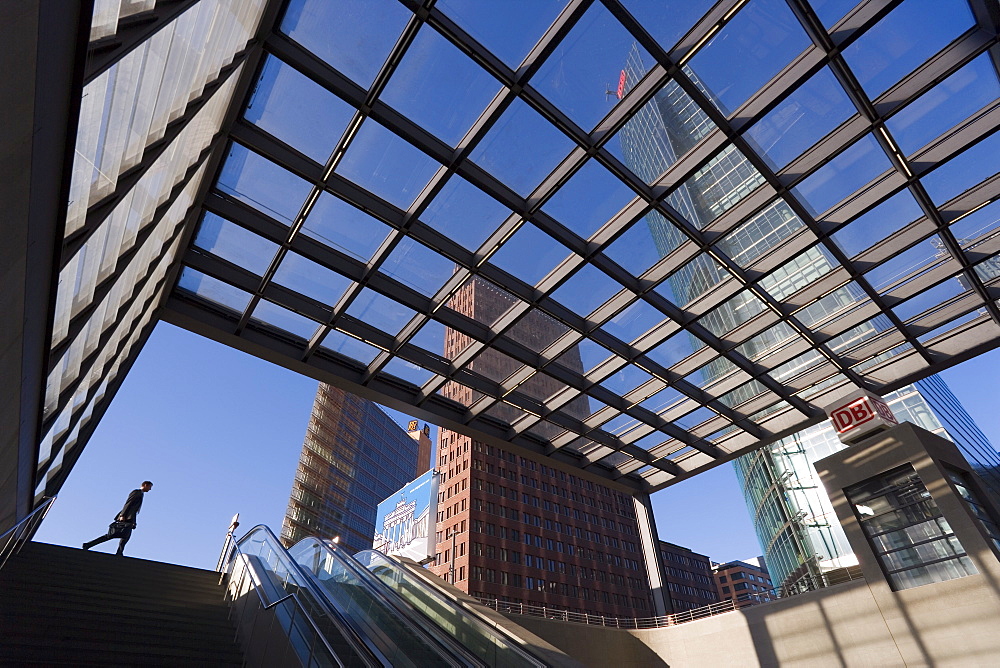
(216, 512, 240, 573)
(0, 496, 56, 573)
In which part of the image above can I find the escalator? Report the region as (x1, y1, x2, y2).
(226, 527, 544, 667)
(352, 549, 546, 668)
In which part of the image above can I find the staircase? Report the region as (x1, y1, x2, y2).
(0, 542, 245, 665)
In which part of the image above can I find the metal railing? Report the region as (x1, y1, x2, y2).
(773, 565, 866, 599)
(0, 496, 56, 572)
(479, 566, 868, 631)
(220, 526, 355, 667)
(476, 597, 738, 630)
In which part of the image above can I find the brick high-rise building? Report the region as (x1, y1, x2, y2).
(281, 383, 431, 554)
(658, 541, 719, 612)
(713, 558, 774, 609)
(428, 277, 655, 617)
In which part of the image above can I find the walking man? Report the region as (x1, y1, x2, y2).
(83, 481, 153, 555)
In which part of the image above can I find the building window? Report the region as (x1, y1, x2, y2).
(846, 464, 977, 591)
(947, 468, 1000, 553)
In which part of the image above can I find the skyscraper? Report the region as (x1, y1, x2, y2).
(616, 43, 1000, 591)
(281, 383, 431, 554)
(429, 277, 655, 618)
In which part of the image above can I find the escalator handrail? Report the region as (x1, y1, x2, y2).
(292, 536, 486, 668)
(227, 538, 347, 668)
(356, 548, 548, 668)
(232, 525, 385, 667)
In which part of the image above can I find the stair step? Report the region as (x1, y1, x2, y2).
(0, 541, 246, 666)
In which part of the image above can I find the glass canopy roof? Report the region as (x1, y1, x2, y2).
(44, 0, 1000, 496)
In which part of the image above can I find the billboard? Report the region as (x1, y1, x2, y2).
(372, 469, 440, 563)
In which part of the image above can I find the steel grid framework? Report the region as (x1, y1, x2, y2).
(35, 0, 1000, 500)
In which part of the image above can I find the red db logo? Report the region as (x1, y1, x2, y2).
(830, 396, 897, 435)
(831, 398, 876, 434)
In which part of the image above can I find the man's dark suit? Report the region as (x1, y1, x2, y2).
(83, 488, 146, 555)
(117, 488, 144, 524)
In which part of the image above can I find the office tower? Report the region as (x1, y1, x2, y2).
(616, 43, 1000, 592)
(713, 559, 774, 609)
(429, 277, 655, 617)
(657, 541, 719, 612)
(280, 383, 431, 554)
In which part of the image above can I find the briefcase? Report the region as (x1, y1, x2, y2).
(108, 521, 132, 538)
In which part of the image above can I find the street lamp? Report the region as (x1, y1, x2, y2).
(448, 527, 463, 584)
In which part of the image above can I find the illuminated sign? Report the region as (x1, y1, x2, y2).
(617, 70, 627, 99)
(407, 420, 418, 431)
(826, 390, 898, 444)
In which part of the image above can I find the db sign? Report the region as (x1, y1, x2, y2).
(826, 390, 898, 444)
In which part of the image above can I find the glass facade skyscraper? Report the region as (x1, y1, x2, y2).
(281, 383, 431, 554)
(617, 44, 1000, 590)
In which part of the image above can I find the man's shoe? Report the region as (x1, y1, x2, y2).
(82, 542, 92, 550)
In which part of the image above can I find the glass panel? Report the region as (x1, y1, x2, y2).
(335, 119, 440, 209)
(532, 2, 647, 131)
(950, 199, 1000, 248)
(506, 306, 571, 353)
(700, 290, 767, 337)
(245, 56, 354, 163)
(382, 357, 435, 386)
(604, 210, 685, 276)
(281, 0, 411, 89)
(887, 54, 1000, 156)
(892, 279, 966, 323)
(544, 160, 636, 239)
(922, 131, 1000, 205)
(421, 176, 511, 251)
(408, 319, 448, 360)
(656, 254, 731, 306)
(272, 252, 352, 306)
(674, 405, 715, 430)
(717, 200, 804, 268)
(759, 244, 835, 300)
(830, 189, 924, 257)
(177, 267, 252, 313)
(675, 144, 766, 228)
(621, 0, 715, 52)
(557, 338, 612, 374)
(745, 67, 856, 171)
(640, 386, 684, 414)
(811, 0, 858, 28)
(864, 236, 943, 294)
(217, 143, 313, 224)
(320, 329, 381, 365)
(797, 283, 867, 328)
(549, 265, 623, 316)
(434, 0, 567, 68)
(381, 26, 501, 146)
(345, 289, 417, 335)
(736, 322, 797, 361)
(250, 300, 319, 340)
(469, 97, 575, 196)
(792, 134, 892, 215)
(301, 193, 392, 262)
(489, 223, 574, 285)
(842, 0, 975, 98)
(193, 212, 278, 275)
(600, 364, 654, 396)
(602, 299, 667, 343)
(646, 331, 705, 369)
(687, 0, 811, 115)
(379, 238, 455, 296)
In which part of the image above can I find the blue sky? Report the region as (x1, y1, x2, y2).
(35, 321, 1000, 569)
